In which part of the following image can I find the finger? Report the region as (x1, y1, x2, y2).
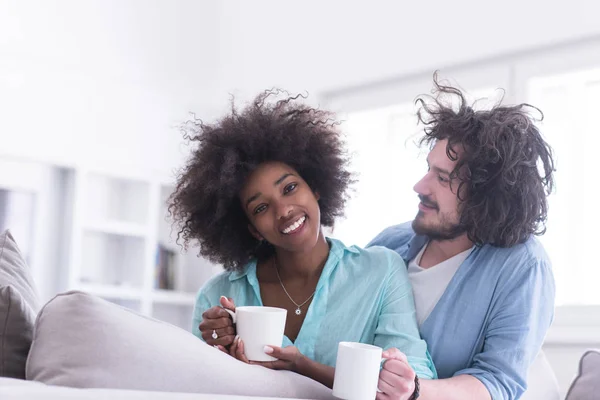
(211, 326, 236, 337)
(200, 325, 235, 341)
(203, 332, 236, 347)
(263, 345, 287, 360)
(377, 374, 396, 394)
(236, 339, 250, 363)
(199, 316, 234, 331)
(379, 369, 414, 395)
(220, 296, 236, 311)
(214, 345, 228, 354)
(249, 360, 286, 369)
(382, 348, 408, 363)
(375, 391, 391, 400)
(202, 306, 230, 320)
(229, 335, 239, 357)
(213, 335, 236, 347)
(382, 359, 415, 381)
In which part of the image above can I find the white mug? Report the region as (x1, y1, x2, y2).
(225, 306, 287, 362)
(333, 342, 384, 400)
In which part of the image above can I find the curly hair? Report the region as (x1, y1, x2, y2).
(416, 74, 555, 247)
(168, 90, 353, 271)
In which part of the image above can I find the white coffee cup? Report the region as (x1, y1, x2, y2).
(333, 342, 384, 400)
(224, 306, 287, 362)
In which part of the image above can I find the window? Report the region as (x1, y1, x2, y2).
(332, 102, 425, 246)
(331, 87, 500, 247)
(0, 188, 35, 263)
(528, 68, 600, 306)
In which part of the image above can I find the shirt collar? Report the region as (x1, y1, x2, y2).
(404, 233, 429, 263)
(227, 237, 358, 283)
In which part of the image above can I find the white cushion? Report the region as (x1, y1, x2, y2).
(26, 291, 333, 399)
(0, 377, 308, 400)
(521, 350, 560, 400)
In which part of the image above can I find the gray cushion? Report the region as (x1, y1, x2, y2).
(0, 230, 40, 379)
(565, 349, 600, 400)
(27, 291, 333, 399)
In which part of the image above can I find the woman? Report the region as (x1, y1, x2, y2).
(169, 91, 436, 399)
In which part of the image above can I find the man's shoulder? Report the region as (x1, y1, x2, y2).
(367, 221, 416, 251)
(481, 235, 551, 270)
(475, 236, 553, 295)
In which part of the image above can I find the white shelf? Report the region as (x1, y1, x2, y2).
(152, 290, 196, 305)
(69, 174, 217, 330)
(77, 283, 143, 300)
(83, 220, 148, 238)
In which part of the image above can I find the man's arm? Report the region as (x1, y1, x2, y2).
(436, 258, 555, 400)
(419, 376, 491, 400)
(396, 257, 554, 400)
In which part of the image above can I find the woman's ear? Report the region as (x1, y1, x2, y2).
(248, 224, 264, 241)
(314, 191, 320, 201)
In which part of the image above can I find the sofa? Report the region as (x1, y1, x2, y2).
(0, 229, 594, 399)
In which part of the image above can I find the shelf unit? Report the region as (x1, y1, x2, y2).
(68, 167, 222, 330)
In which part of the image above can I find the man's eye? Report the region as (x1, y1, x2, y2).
(438, 175, 449, 183)
(284, 183, 297, 194)
(254, 204, 267, 214)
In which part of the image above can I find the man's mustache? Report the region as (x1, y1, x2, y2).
(418, 195, 439, 210)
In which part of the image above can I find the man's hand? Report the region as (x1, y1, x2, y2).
(377, 348, 417, 400)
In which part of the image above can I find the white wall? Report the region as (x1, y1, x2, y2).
(4, 0, 600, 157)
(543, 344, 589, 398)
(0, 0, 220, 174)
(211, 0, 600, 103)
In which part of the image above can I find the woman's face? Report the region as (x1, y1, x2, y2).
(239, 161, 321, 254)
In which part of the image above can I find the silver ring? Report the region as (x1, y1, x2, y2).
(211, 329, 218, 340)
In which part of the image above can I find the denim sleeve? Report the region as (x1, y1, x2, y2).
(367, 226, 397, 248)
(372, 250, 437, 379)
(453, 259, 555, 400)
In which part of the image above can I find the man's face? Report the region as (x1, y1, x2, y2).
(412, 139, 465, 240)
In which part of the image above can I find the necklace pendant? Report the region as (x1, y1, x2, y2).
(295, 308, 302, 315)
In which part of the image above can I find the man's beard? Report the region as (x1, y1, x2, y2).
(412, 213, 466, 240)
(412, 195, 466, 241)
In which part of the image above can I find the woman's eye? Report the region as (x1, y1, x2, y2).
(438, 175, 449, 183)
(254, 204, 267, 214)
(283, 183, 297, 194)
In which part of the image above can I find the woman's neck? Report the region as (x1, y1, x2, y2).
(274, 230, 330, 281)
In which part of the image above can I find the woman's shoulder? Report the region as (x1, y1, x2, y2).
(196, 261, 255, 300)
(331, 238, 407, 275)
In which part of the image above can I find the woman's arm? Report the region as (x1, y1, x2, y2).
(294, 350, 335, 388)
(373, 251, 436, 379)
(230, 339, 335, 388)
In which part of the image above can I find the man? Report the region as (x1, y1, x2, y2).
(370, 77, 556, 400)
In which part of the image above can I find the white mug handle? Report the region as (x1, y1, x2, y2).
(224, 308, 237, 323)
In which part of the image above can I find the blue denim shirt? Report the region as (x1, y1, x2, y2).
(369, 222, 555, 400)
(192, 238, 436, 379)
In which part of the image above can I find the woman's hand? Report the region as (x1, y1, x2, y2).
(376, 348, 417, 400)
(228, 340, 305, 373)
(251, 345, 305, 372)
(198, 296, 236, 351)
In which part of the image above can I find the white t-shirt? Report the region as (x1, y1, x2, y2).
(408, 243, 473, 327)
